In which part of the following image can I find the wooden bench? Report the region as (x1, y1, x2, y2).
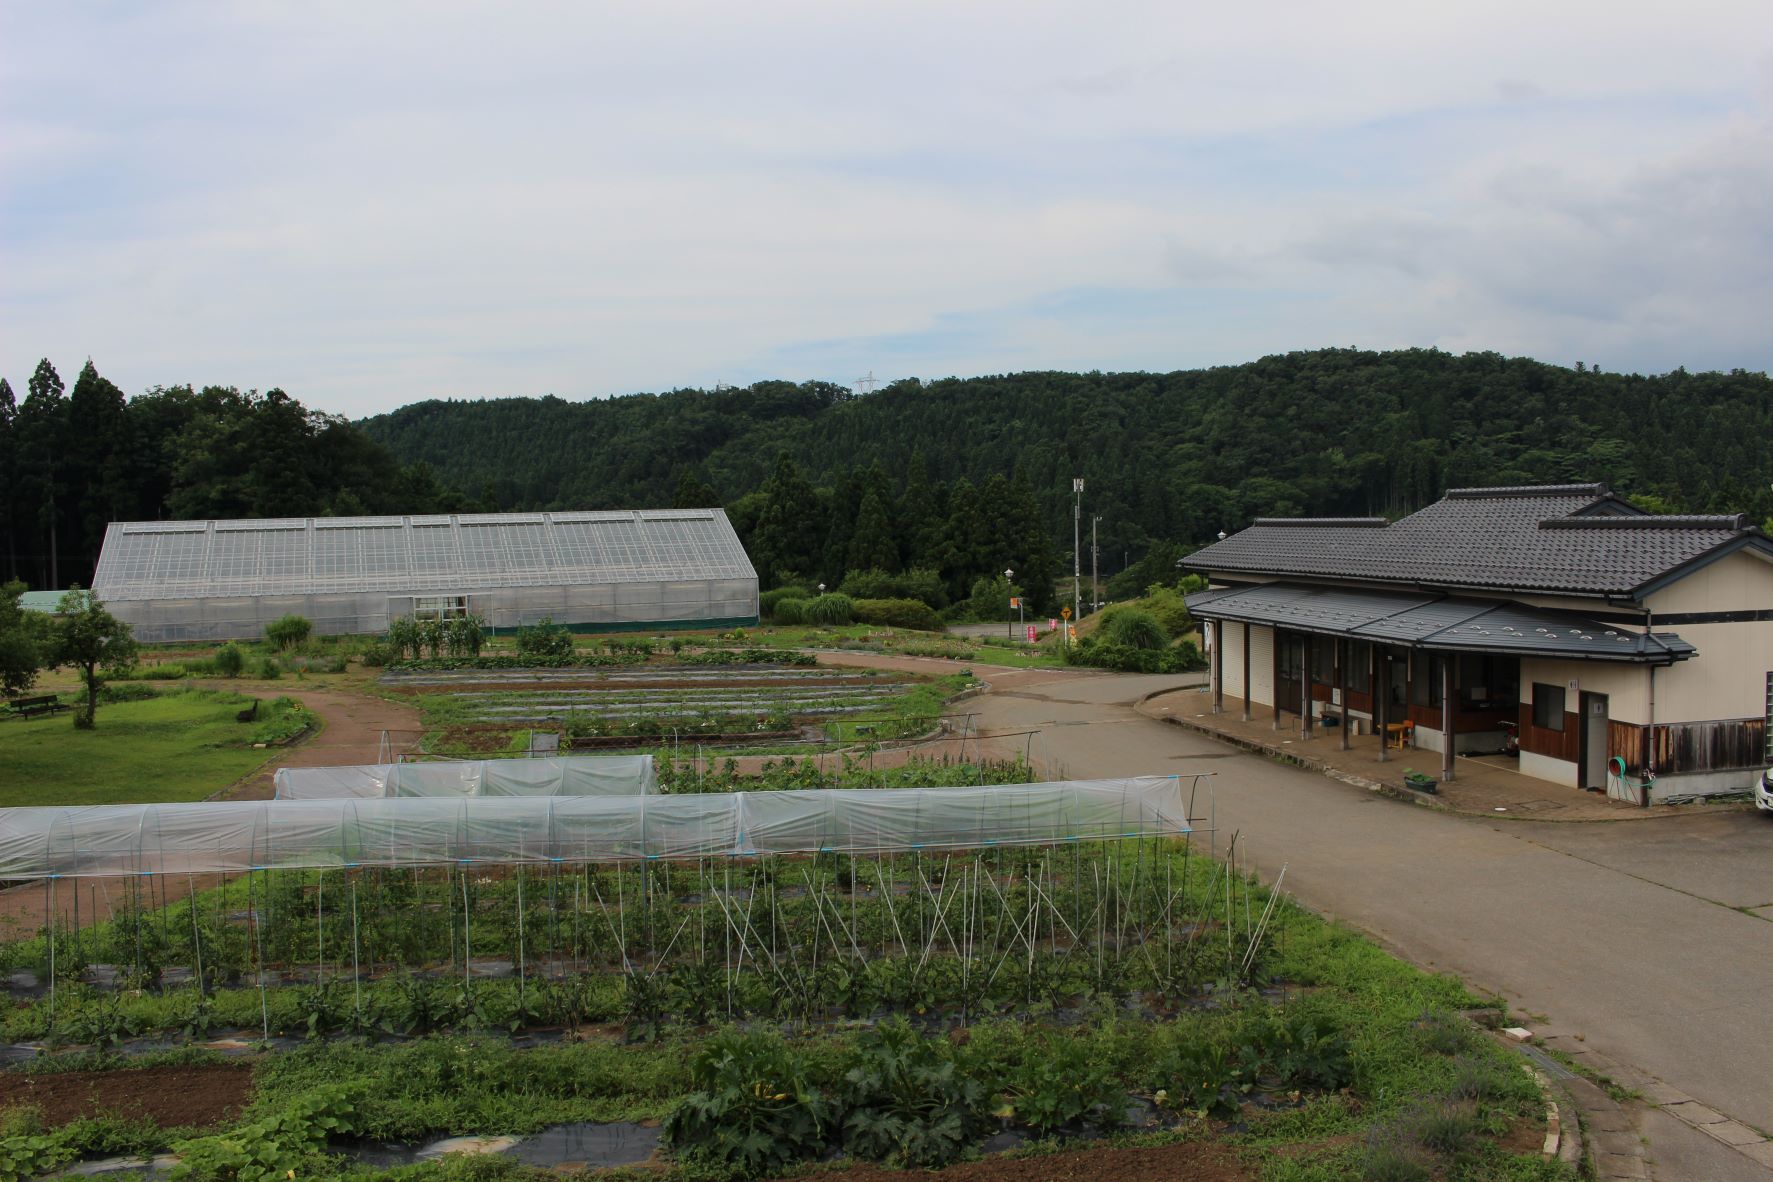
(6, 694, 65, 718)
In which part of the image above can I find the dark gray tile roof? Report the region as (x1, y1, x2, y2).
(1188, 583, 1695, 663)
(1183, 484, 1766, 596)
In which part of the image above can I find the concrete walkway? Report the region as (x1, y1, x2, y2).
(1138, 689, 1730, 822)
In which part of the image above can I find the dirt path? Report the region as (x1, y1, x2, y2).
(0, 680, 419, 937)
(212, 680, 421, 802)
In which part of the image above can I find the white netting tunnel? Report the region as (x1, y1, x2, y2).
(273, 755, 658, 800)
(0, 777, 1187, 878)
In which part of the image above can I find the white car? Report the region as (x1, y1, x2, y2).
(1759, 766, 1773, 813)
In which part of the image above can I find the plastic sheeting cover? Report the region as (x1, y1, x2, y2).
(0, 777, 1186, 878)
(273, 755, 657, 800)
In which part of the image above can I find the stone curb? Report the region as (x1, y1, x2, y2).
(1534, 1031, 1773, 1176)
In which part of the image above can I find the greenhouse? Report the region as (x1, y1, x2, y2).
(273, 754, 658, 800)
(0, 777, 1185, 878)
(89, 509, 759, 643)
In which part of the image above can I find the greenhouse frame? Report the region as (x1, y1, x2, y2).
(0, 777, 1187, 878)
(90, 509, 759, 644)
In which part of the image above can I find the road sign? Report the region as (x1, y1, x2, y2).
(1009, 597, 1020, 608)
(1061, 606, 1072, 619)
(1048, 618, 1058, 631)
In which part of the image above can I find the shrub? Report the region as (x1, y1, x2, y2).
(359, 641, 394, 668)
(760, 586, 815, 619)
(839, 568, 948, 609)
(264, 615, 312, 651)
(805, 593, 855, 626)
(852, 598, 941, 632)
(1100, 607, 1170, 650)
(253, 657, 282, 680)
(515, 618, 574, 658)
(212, 643, 244, 678)
(1141, 585, 1194, 637)
(771, 597, 810, 626)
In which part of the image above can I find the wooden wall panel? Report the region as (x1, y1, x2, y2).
(1519, 706, 1580, 763)
(1607, 718, 1765, 775)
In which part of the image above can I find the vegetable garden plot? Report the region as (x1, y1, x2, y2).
(389, 664, 965, 752)
(0, 792, 1288, 1051)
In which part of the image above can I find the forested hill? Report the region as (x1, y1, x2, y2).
(363, 347, 1773, 558)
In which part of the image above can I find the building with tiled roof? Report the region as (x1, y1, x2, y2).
(1184, 485, 1773, 801)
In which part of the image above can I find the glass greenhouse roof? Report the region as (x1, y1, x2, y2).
(92, 510, 755, 600)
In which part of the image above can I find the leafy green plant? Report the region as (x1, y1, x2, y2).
(663, 1028, 833, 1179)
(999, 1034, 1126, 1134)
(515, 618, 574, 658)
(839, 1020, 986, 1168)
(170, 1084, 362, 1182)
(263, 614, 312, 651)
(212, 643, 244, 678)
(1153, 1037, 1250, 1119)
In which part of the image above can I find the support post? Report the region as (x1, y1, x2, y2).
(1272, 629, 1283, 731)
(1337, 638, 1350, 751)
(1300, 638, 1312, 740)
(1375, 646, 1388, 764)
(1241, 623, 1252, 722)
(1211, 621, 1223, 714)
(1441, 655, 1455, 782)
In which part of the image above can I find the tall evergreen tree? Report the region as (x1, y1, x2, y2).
(65, 360, 135, 584)
(672, 468, 720, 510)
(752, 453, 821, 588)
(846, 489, 899, 573)
(19, 360, 68, 587)
(0, 378, 17, 580)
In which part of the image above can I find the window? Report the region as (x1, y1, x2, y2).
(413, 595, 470, 621)
(1457, 655, 1520, 710)
(1348, 641, 1372, 693)
(1311, 636, 1336, 683)
(1412, 653, 1445, 706)
(1532, 683, 1566, 731)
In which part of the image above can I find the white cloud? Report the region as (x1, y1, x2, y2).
(1, 0, 1769, 413)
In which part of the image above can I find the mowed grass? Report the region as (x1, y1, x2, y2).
(0, 690, 280, 806)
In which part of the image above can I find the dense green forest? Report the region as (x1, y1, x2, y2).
(361, 348, 1773, 605)
(4, 349, 1769, 613)
(0, 360, 475, 588)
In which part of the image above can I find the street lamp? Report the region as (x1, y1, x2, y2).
(817, 583, 826, 595)
(1004, 568, 1015, 641)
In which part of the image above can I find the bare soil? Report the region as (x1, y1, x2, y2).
(778, 1141, 1254, 1182)
(0, 1062, 252, 1130)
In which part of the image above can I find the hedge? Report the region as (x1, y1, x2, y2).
(853, 598, 942, 631)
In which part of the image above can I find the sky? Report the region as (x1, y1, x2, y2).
(3, 1, 1771, 418)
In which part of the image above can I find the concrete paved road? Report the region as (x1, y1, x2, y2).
(964, 663, 1773, 1179)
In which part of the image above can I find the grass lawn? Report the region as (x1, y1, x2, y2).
(0, 689, 290, 806)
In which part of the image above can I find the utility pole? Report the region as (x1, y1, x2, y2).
(1071, 478, 1083, 625)
(1091, 514, 1101, 613)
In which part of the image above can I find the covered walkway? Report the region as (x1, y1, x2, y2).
(1138, 686, 1700, 820)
